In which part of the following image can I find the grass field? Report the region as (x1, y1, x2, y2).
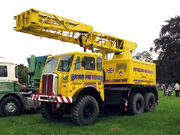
(0, 91, 180, 135)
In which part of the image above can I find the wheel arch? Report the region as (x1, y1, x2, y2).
(0, 93, 23, 107)
(72, 86, 103, 106)
(129, 86, 158, 102)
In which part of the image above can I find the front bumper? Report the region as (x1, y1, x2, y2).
(31, 94, 73, 103)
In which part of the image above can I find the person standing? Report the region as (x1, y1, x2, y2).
(162, 83, 167, 96)
(174, 83, 180, 97)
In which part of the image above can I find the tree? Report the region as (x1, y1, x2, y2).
(133, 51, 152, 62)
(154, 16, 180, 83)
(17, 64, 28, 84)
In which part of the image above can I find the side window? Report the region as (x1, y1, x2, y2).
(0, 66, 7, 77)
(75, 56, 81, 70)
(82, 57, 95, 70)
(97, 58, 102, 71)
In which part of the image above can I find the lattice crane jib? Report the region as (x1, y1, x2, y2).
(15, 8, 137, 58)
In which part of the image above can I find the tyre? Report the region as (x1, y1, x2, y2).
(41, 102, 64, 120)
(0, 96, 21, 117)
(72, 95, 99, 125)
(128, 93, 145, 115)
(144, 92, 155, 112)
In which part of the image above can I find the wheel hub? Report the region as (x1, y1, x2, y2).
(83, 105, 93, 119)
(148, 98, 153, 107)
(5, 102, 16, 113)
(136, 100, 142, 110)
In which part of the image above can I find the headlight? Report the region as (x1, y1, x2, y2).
(63, 74, 68, 80)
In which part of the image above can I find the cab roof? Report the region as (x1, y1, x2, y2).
(0, 57, 14, 65)
(47, 51, 102, 59)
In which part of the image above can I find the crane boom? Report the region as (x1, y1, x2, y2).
(15, 8, 137, 56)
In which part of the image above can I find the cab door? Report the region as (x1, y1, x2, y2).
(69, 55, 84, 96)
(82, 55, 104, 100)
(82, 56, 96, 87)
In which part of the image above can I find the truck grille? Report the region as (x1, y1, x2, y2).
(42, 74, 54, 96)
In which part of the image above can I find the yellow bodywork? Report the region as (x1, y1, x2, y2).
(103, 57, 156, 86)
(39, 52, 156, 101)
(15, 9, 156, 102)
(40, 52, 104, 101)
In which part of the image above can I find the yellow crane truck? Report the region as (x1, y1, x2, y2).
(15, 9, 158, 125)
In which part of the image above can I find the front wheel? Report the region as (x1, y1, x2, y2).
(72, 95, 99, 125)
(0, 96, 21, 117)
(41, 102, 64, 120)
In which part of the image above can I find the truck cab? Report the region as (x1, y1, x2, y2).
(0, 58, 22, 116)
(0, 58, 18, 82)
(0, 58, 18, 97)
(37, 52, 104, 103)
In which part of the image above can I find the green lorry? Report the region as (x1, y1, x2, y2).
(0, 55, 47, 116)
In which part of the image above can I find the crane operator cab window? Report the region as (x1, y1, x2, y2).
(82, 57, 95, 70)
(0, 66, 7, 77)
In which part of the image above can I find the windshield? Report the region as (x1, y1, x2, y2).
(43, 57, 59, 73)
(58, 55, 74, 72)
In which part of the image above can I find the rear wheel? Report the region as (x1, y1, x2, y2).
(144, 92, 155, 112)
(128, 93, 145, 115)
(0, 96, 21, 117)
(72, 95, 99, 125)
(41, 102, 64, 120)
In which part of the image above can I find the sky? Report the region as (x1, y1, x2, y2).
(0, 0, 180, 65)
